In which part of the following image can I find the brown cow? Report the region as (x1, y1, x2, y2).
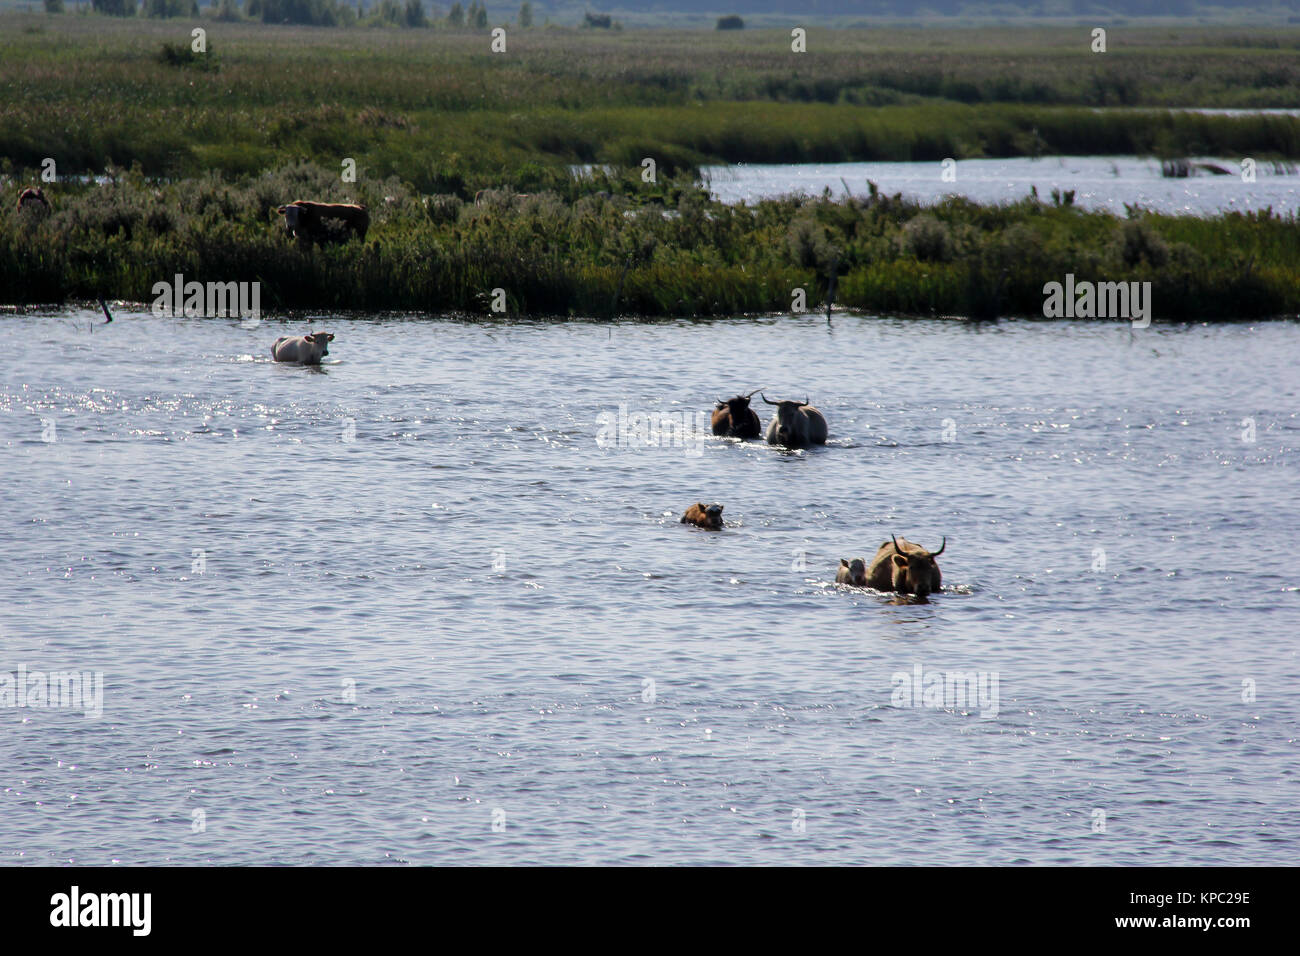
(711, 389, 763, 439)
(866, 534, 946, 598)
(17, 187, 50, 212)
(836, 557, 868, 587)
(276, 201, 369, 248)
(680, 502, 724, 529)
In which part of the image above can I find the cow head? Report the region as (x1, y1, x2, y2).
(762, 393, 812, 446)
(716, 388, 760, 422)
(277, 204, 301, 235)
(889, 534, 945, 597)
(840, 557, 867, 587)
(700, 503, 723, 527)
(306, 331, 334, 358)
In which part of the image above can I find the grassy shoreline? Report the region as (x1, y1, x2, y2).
(4, 165, 1297, 320)
(4, 16, 1298, 320)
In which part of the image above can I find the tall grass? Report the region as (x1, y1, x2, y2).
(4, 15, 1300, 183)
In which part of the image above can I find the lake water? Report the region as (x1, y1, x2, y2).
(704, 156, 1300, 217)
(1, 309, 1297, 865)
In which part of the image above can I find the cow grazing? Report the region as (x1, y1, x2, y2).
(866, 534, 946, 598)
(271, 332, 335, 365)
(276, 201, 369, 248)
(836, 557, 868, 587)
(680, 502, 724, 529)
(761, 394, 828, 448)
(711, 389, 763, 439)
(17, 187, 50, 212)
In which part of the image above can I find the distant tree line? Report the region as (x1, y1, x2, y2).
(67, 0, 1300, 23)
(77, 0, 543, 25)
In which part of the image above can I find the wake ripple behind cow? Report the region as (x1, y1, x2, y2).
(761, 393, 827, 448)
(711, 389, 762, 438)
(866, 534, 946, 597)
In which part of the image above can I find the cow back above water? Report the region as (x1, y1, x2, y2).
(276, 200, 369, 248)
(866, 534, 945, 597)
(761, 393, 828, 448)
(271, 332, 335, 365)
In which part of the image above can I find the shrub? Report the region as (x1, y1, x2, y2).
(901, 214, 953, 263)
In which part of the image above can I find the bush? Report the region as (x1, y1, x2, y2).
(1112, 219, 1170, 268)
(901, 214, 953, 263)
(157, 41, 218, 71)
(716, 15, 743, 30)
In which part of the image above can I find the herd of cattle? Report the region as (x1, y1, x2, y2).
(20, 184, 946, 599)
(686, 388, 949, 599)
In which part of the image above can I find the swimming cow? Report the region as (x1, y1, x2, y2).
(271, 332, 335, 365)
(836, 557, 868, 587)
(762, 394, 828, 448)
(711, 389, 763, 439)
(276, 201, 369, 249)
(680, 502, 725, 530)
(866, 534, 946, 598)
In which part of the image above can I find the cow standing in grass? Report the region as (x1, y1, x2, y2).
(276, 201, 369, 249)
(17, 187, 50, 214)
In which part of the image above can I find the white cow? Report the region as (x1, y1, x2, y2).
(271, 332, 334, 365)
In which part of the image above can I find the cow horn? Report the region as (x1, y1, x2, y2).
(930, 536, 946, 557)
(745, 388, 763, 398)
(891, 534, 903, 553)
(760, 392, 779, 405)
(801, 395, 810, 406)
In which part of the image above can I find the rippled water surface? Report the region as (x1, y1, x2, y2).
(1, 310, 1297, 865)
(705, 155, 1300, 216)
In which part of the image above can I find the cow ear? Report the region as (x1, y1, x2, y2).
(326, 333, 335, 341)
(892, 554, 908, 567)
(276, 206, 286, 214)
(840, 559, 848, 567)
